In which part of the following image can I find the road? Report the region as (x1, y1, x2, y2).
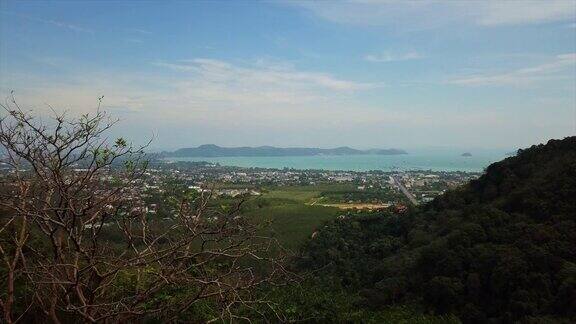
(390, 176, 419, 206)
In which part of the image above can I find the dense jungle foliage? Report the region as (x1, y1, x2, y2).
(298, 137, 576, 323)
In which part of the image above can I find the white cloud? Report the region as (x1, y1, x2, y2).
(448, 53, 576, 86)
(476, 1, 575, 26)
(126, 38, 143, 44)
(3, 52, 573, 149)
(3, 57, 381, 126)
(364, 51, 424, 63)
(1, 11, 93, 33)
(128, 28, 153, 35)
(154, 58, 378, 97)
(289, 0, 576, 28)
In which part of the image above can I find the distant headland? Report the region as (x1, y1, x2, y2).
(162, 144, 407, 158)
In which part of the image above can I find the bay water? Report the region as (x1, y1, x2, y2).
(164, 148, 511, 172)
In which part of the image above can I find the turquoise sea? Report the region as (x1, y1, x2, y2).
(165, 148, 512, 173)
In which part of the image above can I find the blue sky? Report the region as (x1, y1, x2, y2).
(0, 0, 575, 150)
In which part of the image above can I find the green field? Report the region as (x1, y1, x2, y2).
(261, 183, 358, 202)
(244, 203, 338, 251)
(239, 184, 359, 250)
(214, 183, 399, 251)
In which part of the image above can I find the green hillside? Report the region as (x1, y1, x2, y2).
(299, 137, 576, 323)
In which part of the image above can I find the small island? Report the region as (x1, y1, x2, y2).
(461, 152, 472, 157)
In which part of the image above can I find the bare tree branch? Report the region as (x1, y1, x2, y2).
(0, 95, 292, 323)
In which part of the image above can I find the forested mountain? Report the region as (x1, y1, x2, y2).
(164, 144, 407, 157)
(299, 137, 576, 323)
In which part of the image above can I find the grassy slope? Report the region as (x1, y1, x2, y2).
(243, 183, 406, 250)
(246, 204, 338, 251)
(242, 185, 351, 250)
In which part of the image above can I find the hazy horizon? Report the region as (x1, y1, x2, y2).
(1, 0, 575, 150)
(153, 143, 517, 153)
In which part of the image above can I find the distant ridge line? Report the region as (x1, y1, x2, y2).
(162, 144, 407, 158)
